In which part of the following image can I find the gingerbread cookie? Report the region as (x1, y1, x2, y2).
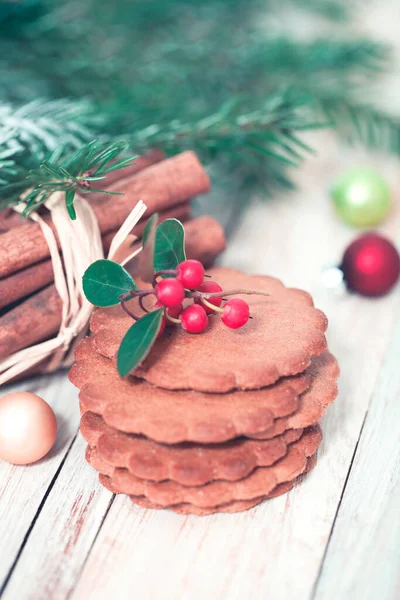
(124, 454, 317, 515)
(71, 340, 338, 445)
(86, 426, 321, 507)
(81, 411, 303, 485)
(250, 351, 339, 439)
(71, 338, 310, 444)
(90, 268, 328, 391)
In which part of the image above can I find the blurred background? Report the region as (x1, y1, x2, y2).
(0, 0, 399, 232)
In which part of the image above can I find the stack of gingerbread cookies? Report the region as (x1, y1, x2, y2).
(69, 268, 339, 516)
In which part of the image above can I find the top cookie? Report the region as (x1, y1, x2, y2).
(91, 267, 328, 392)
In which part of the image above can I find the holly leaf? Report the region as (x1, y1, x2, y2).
(139, 213, 158, 282)
(117, 308, 164, 377)
(152, 218, 186, 273)
(83, 259, 137, 306)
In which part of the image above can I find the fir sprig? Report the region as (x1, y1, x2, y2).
(319, 97, 400, 155)
(128, 93, 319, 164)
(0, 99, 96, 160)
(0, 0, 399, 213)
(2, 140, 136, 220)
(0, 99, 97, 201)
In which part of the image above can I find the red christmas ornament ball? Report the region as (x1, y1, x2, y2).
(341, 233, 400, 297)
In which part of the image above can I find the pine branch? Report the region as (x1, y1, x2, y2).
(0, 0, 399, 211)
(0, 98, 98, 198)
(0, 1, 380, 110)
(319, 96, 400, 155)
(0, 99, 97, 159)
(1, 140, 137, 220)
(128, 92, 319, 164)
(289, 0, 347, 20)
(241, 39, 388, 81)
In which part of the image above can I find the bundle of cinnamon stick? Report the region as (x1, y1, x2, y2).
(0, 151, 226, 375)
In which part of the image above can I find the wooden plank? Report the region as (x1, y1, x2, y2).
(3, 12, 400, 586)
(69, 141, 400, 600)
(0, 372, 80, 593)
(1, 435, 113, 600)
(313, 304, 400, 600)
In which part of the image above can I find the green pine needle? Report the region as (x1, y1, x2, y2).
(1, 140, 137, 219)
(319, 97, 400, 154)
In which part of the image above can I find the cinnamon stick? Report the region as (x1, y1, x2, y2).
(183, 215, 226, 268)
(0, 203, 191, 310)
(0, 152, 210, 278)
(0, 285, 63, 360)
(0, 216, 225, 361)
(0, 209, 27, 232)
(0, 260, 54, 311)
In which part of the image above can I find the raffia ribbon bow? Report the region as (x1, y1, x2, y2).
(0, 194, 147, 385)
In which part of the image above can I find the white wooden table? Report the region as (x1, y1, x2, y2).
(1, 129, 400, 600)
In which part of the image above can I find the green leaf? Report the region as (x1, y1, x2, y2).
(117, 308, 164, 377)
(139, 213, 158, 282)
(66, 188, 76, 220)
(83, 259, 136, 307)
(67, 203, 77, 220)
(153, 218, 186, 273)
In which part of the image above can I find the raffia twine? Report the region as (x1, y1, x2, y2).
(0, 194, 147, 385)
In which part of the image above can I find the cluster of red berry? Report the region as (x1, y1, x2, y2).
(154, 259, 250, 334)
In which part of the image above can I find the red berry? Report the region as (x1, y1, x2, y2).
(196, 281, 223, 314)
(155, 278, 185, 307)
(221, 299, 249, 329)
(176, 259, 205, 289)
(180, 304, 208, 333)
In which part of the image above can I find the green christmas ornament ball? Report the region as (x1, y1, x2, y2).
(330, 167, 391, 227)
